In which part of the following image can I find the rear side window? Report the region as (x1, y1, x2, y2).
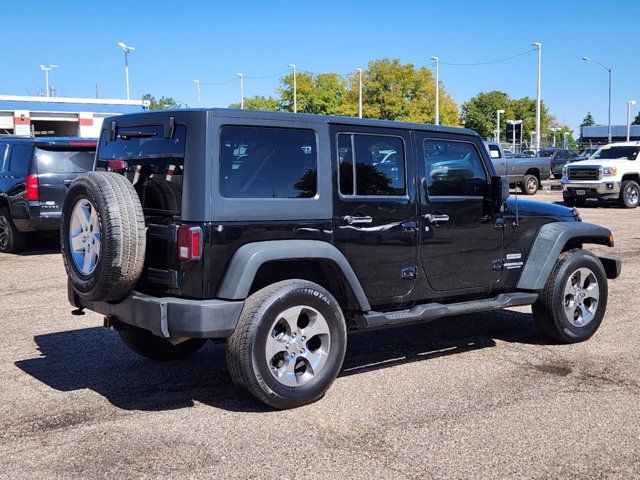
(8, 144, 34, 173)
(488, 144, 501, 158)
(338, 133, 406, 196)
(423, 139, 487, 197)
(219, 126, 317, 199)
(96, 124, 187, 214)
(35, 148, 94, 174)
(0, 144, 7, 171)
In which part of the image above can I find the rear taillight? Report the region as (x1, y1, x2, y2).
(177, 225, 202, 261)
(25, 174, 39, 201)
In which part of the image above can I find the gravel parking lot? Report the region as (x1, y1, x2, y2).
(1, 188, 639, 479)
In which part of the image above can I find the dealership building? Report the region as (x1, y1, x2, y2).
(580, 125, 640, 146)
(0, 95, 148, 138)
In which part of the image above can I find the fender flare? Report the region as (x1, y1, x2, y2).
(217, 240, 371, 311)
(516, 221, 614, 291)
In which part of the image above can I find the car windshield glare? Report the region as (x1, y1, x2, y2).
(592, 146, 640, 161)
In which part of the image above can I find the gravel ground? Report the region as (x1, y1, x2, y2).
(1, 189, 639, 479)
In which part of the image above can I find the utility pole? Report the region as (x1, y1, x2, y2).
(627, 100, 636, 141)
(235, 73, 244, 109)
(355, 67, 363, 118)
(532, 42, 542, 152)
(118, 42, 135, 100)
(39, 65, 59, 98)
(430, 56, 439, 125)
(288, 64, 297, 113)
(193, 80, 201, 107)
(495, 109, 505, 143)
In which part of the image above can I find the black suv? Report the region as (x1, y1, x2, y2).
(61, 110, 620, 409)
(0, 136, 96, 252)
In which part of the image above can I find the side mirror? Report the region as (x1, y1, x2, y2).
(491, 176, 510, 206)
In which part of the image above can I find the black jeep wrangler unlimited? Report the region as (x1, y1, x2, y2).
(0, 136, 97, 252)
(61, 109, 621, 409)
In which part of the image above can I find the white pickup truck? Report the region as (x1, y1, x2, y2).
(561, 142, 640, 208)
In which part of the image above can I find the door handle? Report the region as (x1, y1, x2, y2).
(424, 213, 449, 224)
(64, 179, 73, 186)
(343, 215, 373, 225)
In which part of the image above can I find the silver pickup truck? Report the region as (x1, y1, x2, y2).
(486, 142, 551, 195)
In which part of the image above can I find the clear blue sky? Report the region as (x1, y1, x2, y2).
(3, 0, 639, 132)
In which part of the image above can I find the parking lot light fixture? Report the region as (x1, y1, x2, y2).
(583, 56, 612, 143)
(235, 73, 244, 109)
(355, 68, 363, 118)
(193, 80, 201, 108)
(39, 64, 59, 98)
(430, 56, 439, 125)
(507, 120, 522, 152)
(118, 42, 135, 100)
(495, 109, 505, 143)
(288, 64, 297, 113)
(627, 100, 637, 141)
(532, 42, 542, 152)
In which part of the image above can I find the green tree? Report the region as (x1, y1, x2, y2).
(229, 95, 280, 111)
(509, 96, 551, 143)
(460, 90, 511, 139)
(580, 111, 596, 137)
(338, 58, 459, 125)
(632, 111, 640, 125)
(142, 93, 182, 110)
(279, 72, 346, 115)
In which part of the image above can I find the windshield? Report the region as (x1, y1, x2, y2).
(35, 148, 95, 173)
(592, 146, 640, 161)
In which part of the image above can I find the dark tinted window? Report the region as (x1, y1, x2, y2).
(96, 125, 187, 214)
(338, 133, 406, 196)
(220, 126, 317, 198)
(8, 144, 33, 173)
(423, 139, 487, 197)
(35, 148, 94, 173)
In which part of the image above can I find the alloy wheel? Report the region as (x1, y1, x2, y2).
(626, 184, 639, 206)
(563, 267, 600, 327)
(265, 305, 331, 387)
(0, 215, 9, 250)
(69, 198, 102, 275)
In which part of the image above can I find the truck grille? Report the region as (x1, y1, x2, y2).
(568, 168, 600, 180)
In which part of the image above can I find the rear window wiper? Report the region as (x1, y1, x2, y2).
(119, 132, 158, 140)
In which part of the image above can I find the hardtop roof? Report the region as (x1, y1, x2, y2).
(102, 107, 479, 137)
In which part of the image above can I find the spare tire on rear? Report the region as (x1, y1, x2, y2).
(61, 171, 146, 302)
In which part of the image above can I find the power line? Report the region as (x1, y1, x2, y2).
(199, 77, 238, 86)
(244, 69, 290, 79)
(440, 49, 535, 66)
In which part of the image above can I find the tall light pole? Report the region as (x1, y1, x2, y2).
(39, 64, 59, 97)
(626, 100, 637, 141)
(193, 80, 201, 107)
(495, 109, 505, 143)
(355, 67, 363, 118)
(583, 56, 612, 143)
(507, 120, 522, 152)
(235, 73, 244, 109)
(288, 64, 297, 113)
(563, 131, 569, 149)
(550, 126, 559, 147)
(118, 42, 135, 100)
(430, 56, 439, 125)
(532, 42, 542, 152)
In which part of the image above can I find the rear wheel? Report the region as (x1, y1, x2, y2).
(522, 174, 539, 195)
(118, 325, 206, 361)
(0, 207, 27, 253)
(619, 180, 639, 209)
(227, 280, 347, 409)
(532, 249, 607, 343)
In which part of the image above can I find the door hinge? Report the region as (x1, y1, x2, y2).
(491, 259, 503, 271)
(402, 266, 418, 279)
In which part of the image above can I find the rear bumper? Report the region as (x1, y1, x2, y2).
(68, 284, 244, 339)
(13, 214, 61, 232)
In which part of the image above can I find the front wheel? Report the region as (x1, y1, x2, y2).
(522, 174, 539, 195)
(532, 249, 608, 343)
(619, 180, 639, 209)
(227, 280, 347, 409)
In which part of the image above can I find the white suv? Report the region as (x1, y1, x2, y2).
(562, 142, 640, 208)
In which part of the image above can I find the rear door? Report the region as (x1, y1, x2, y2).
(35, 144, 95, 216)
(331, 125, 418, 302)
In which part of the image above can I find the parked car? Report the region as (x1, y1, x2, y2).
(562, 142, 640, 208)
(61, 110, 620, 409)
(0, 136, 97, 252)
(485, 142, 550, 194)
(537, 148, 578, 178)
